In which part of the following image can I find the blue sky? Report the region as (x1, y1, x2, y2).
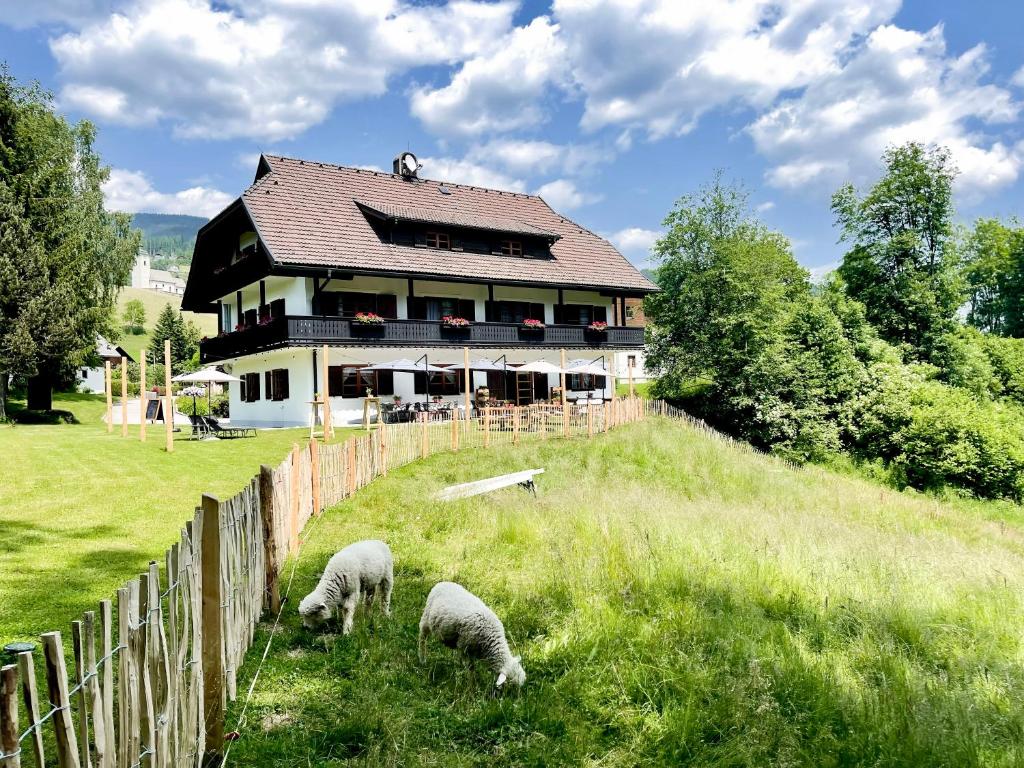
(1, 0, 1021, 273)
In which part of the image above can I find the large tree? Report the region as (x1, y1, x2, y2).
(148, 303, 199, 371)
(962, 218, 1024, 337)
(0, 67, 138, 413)
(833, 142, 964, 360)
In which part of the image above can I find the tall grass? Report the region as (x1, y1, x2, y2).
(227, 418, 1024, 766)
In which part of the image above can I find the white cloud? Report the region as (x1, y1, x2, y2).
(534, 179, 601, 210)
(553, 0, 900, 139)
(749, 25, 1023, 197)
(50, 0, 516, 141)
(103, 168, 232, 217)
(755, 201, 776, 213)
(410, 16, 568, 137)
(808, 261, 838, 283)
(1012, 66, 1024, 88)
(418, 156, 526, 192)
(465, 138, 609, 176)
(608, 227, 661, 260)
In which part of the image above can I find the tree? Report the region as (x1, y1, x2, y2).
(0, 67, 138, 412)
(122, 299, 146, 334)
(962, 218, 1024, 336)
(148, 303, 199, 371)
(833, 143, 964, 360)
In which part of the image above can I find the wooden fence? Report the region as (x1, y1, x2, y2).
(0, 397, 671, 768)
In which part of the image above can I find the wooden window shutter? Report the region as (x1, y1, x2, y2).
(459, 299, 476, 321)
(251, 373, 260, 401)
(592, 305, 607, 323)
(377, 294, 397, 319)
(484, 300, 497, 322)
(553, 304, 565, 324)
(240, 376, 246, 403)
(407, 296, 425, 320)
(264, 371, 272, 400)
(529, 303, 545, 322)
(270, 298, 286, 318)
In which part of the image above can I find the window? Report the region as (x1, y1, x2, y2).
(407, 297, 476, 321)
(414, 368, 465, 396)
(240, 372, 260, 402)
(553, 304, 608, 326)
(500, 240, 523, 257)
(484, 301, 545, 324)
(567, 374, 607, 391)
(81, 369, 89, 378)
(318, 292, 397, 319)
(627, 355, 637, 367)
(264, 369, 290, 401)
(425, 231, 451, 250)
(221, 304, 233, 331)
(327, 366, 394, 398)
(625, 305, 636, 320)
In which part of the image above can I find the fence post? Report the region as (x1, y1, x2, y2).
(379, 422, 387, 476)
(512, 407, 520, 446)
(289, 444, 300, 555)
(628, 357, 635, 398)
(105, 361, 113, 434)
(121, 356, 129, 439)
(560, 349, 568, 439)
(347, 439, 356, 495)
(200, 494, 224, 764)
(463, 346, 471, 422)
(41, 632, 81, 768)
(309, 439, 321, 516)
(587, 404, 593, 438)
(450, 411, 458, 452)
(258, 465, 281, 614)
(16, 653, 43, 767)
(164, 340, 174, 453)
(139, 357, 146, 443)
(420, 414, 429, 458)
(0, 664, 18, 768)
(321, 344, 332, 441)
(483, 407, 490, 448)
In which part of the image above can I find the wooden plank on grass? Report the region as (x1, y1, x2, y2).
(435, 469, 544, 501)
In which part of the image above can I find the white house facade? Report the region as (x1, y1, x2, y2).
(182, 153, 656, 428)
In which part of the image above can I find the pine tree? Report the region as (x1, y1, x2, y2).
(148, 304, 199, 371)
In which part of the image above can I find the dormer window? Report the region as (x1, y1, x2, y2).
(500, 240, 523, 257)
(425, 231, 450, 250)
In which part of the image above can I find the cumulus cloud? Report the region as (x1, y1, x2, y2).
(50, 0, 516, 141)
(748, 25, 1023, 196)
(1013, 66, 1024, 88)
(418, 156, 526, 192)
(755, 201, 776, 213)
(534, 178, 602, 210)
(465, 138, 609, 176)
(410, 16, 568, 137)
(103, 168, 232, 217)
(608, 227, 661, 260)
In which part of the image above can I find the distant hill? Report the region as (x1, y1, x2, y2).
(131, 213, 207, 270)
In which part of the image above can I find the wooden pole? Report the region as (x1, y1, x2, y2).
(560, 349, 568, 439)
(258, 465, 281, 614)
(41, 632, 81, 768)
(289, 444, 300, 554)
(104, 360, 113, 434)
(628, 357, 635, 398)
(16, 652, 44, 767)
(200, 494, 224, 761)
(483, 407, 490, 448)
(0, 664, 18, 768)
(587, 403, 593, 438)
(309, 438, 321, 516)
(463, 346, 471, 420)
(139, 357, 146, 442)
(450, 410, 458, 452)
(120, 356, 128, 438)
(420, 413, 429, 458)
(164, 340, 174, 453)
(321, 344, 332, 440)
(512, 407, 520, 446)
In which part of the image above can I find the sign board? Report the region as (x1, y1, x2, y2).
(146, 398, 163, 422)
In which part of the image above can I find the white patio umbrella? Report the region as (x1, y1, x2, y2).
(564, 362, 611, 377)
(511, 360, 566, 375)
(364, 357, 450, 406)
(172, 366, 240, 415)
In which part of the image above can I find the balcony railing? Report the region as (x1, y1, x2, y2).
(200, 315, 645, 362)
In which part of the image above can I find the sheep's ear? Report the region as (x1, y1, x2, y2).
(317, 602, 328, 612)
(496, 672, 507, 687)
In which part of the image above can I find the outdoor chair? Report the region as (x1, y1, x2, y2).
(187, 413, 211, 439)
(202, 415, 256, 438)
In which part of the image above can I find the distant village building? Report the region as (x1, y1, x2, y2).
(131, 249, 186, 295)
(78, 336, 133, 394)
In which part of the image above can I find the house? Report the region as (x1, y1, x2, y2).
(614, 297, 652, 385)
(131, 249, 186, 295)
(181, 152, 656, 427)
(78, 336, 133, 394)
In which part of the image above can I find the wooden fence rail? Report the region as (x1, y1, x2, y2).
(0, 397, 686, 768)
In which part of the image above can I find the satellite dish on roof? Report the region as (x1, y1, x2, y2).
(393, 151, 420, 179)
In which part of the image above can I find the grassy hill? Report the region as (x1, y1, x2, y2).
(225, 417, 1024, 767)
(115, 286, 216, 361)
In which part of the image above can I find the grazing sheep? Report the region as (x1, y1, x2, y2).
(418, 581, 525, 689)
(298, 540, 393, 634)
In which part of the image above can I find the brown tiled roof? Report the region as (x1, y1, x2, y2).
(354, 200, 560, 241)
(240, 154, 656, 293)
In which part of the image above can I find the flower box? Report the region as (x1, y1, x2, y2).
(441, 316, 470, 328)
(353, 312, 385, 325)
(521, 319, 546, 330)
(587, 321, 608, 332)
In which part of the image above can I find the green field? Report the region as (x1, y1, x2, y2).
(115, 286, 216, 361)
(0, 393, 351, 643)
(223, 418, 1024, 766)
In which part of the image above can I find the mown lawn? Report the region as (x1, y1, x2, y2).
(0, 392, 350, 643)
(226, 417, 1024, 767)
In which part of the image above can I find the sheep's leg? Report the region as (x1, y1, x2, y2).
(418, 620, 429, 663)
(380, 576, 393, 617)
(341, 589, 359, 635)
(364, 585, 376, 612)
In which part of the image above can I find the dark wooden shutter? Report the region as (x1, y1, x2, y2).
(278, 369, 289, 400)
(244, 308, 257, 328)
(270, 298, 286, 318)
(328, 366, 344, 396)
(459, 299, 476, 321)
(264, 371, 273, 400)
(529, 303, 545, 322)
(553, 304, 565, 324)
(413, 372, 426, 394)
(251, 373, 260, 401)
(240, 377, 246, 403)
(376, 370, 394, 395)
(407, 297, 425, 320)
(484, 301, 497, 322)
(377, 294, 397, 319)
(592, 305, 607, 323)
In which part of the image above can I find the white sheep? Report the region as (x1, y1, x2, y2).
(418, 581, 525, 689)
(298, 540, 393, 634)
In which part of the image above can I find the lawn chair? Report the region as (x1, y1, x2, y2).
(202, 416, 256, 439)
(187, 413, 211, 440)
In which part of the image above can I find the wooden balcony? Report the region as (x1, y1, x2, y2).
(200, 315, 645, 363)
